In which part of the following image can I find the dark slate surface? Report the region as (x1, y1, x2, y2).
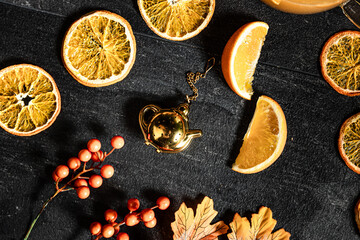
(0, 0, 360, 239)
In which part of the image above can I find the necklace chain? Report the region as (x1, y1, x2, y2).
(186, 57, 215, 104)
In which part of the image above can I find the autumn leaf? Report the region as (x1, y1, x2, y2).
(171, 196, 229, 240)
(227, 206, 291, 240)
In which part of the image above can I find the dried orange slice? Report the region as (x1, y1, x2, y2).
(0, 64, 61, 136)
(221, 21, 269, 100)
(338, 112, 360, 174)
(138, 0, 215, 41)
(355, 199, 360, 232)
(320, 31, 360, 96)
(62, 10, 136, 87)
(232, 96, 287, 174)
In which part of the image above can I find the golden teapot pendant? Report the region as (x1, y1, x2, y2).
(139, 103, 202, 153)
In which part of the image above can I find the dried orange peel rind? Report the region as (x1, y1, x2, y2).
(232, 95, 287, 174)
(0, 64, 61, 136)
(62, 10, 136, 87)
(338, 112, 360, 174)
(320, 30, 360, 96)
(138, 0, 215, 41)
(222, 21, 269, 100)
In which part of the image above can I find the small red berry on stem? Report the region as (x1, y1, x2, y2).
(90, 222, 102, 235)
(140, 208, 155, 222)
(89, 175, 103, 188)
(88, 139, 101, 152)
(101, 165, 114, 178)
(111, 136, 125, 149)
(67, 157, 81, 170)
(78, 149, 92, 162)
(144, 217, 157, 228)
(52, 171, 62, 182)
(102, 224, 115, 238)
(104, 209, 118, 223)
(76, 186, 90, 199)
(125, 212, 140, 226)
(55, 165, 69, 178)
(117, 232, 129, 240)
(91, 150, 103, 162)
(127, 198, 140, 212)
(74, 179, 88, 188)
(156, 196, 170, 210)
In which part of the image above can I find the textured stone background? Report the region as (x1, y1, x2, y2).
(0, 0, 359, 239)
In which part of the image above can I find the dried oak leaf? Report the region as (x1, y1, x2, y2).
(171, 196, 229, 240)
(227, 206, 291, 240)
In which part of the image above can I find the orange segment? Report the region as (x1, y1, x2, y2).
(221, 22, 269, 100)
(320, 30, 360, 96)
(338, 112, 360, 174)
(138, 0, 215, 41)
(62, 10, 136, 87)
(232, 96, 287, 174)
(0, 64, 61, 136)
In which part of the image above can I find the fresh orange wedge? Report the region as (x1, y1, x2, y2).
(138, 0, 215, 41)
(338, 112, 360, 174)
(232, 96, 287, 174)
(62, 10, 136, 87)
(320, 30, 360, 96)
(0, 64, 61, 136)
(221, 21, 269, 100)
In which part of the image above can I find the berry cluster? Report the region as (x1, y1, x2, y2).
(24, 136, 125, 240)
(52, 136, 124, 199)
(90, 197, 170, 239)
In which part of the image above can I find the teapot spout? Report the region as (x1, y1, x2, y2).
(187, 129, 202, 139)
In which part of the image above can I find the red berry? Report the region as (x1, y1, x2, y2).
(101, 165, 114, 178)
(140, 208, 155, 222)
(125, 213, 140, 226)
(89, 222, 102, 235)
(89, 175, 103, 188)
(74, 179, 88, 188)
(104, 209, 118, 223)
(144, 217, 157, 228)
(78, 149, 92, 162)
(113, 224, 120, 235)
(67, 157, 81, 170)
(156, 196, 170, 210)
(52, 171, 62, 182)
(111, 136, 125, 149)
(102, 224, 115, 238)
(91, 150, 103, 162)
(117, 232, 129, 240)
(127, 198, 140, 212)
(55, 165, 69, 178)
(76, 186, 90, 199)
(87, 139, 101, 152)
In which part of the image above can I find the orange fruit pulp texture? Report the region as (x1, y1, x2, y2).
(0, 64, 61, 136)
(320, 30, 360, 96)
(62, 10, 136, 87)
(137, 0, 215, 41)
(232, 96, 287, 174)
(221, 22, 269, 100)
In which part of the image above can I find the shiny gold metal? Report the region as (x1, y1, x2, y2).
(139, 103, 202, 153)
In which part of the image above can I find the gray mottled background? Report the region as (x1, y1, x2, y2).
(0, 0, 360, 239)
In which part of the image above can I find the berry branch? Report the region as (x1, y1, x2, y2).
(24, 136, 125, 240)
(90, 197, 170, 240)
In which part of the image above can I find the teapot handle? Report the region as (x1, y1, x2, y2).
(139, 104, 161, 132)
(341, 0, 360, 29)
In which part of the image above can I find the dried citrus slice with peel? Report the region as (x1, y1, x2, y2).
(221, 21, 269, 100)
(62, 10, 136, 87)
(138, 0, 215, 41)
(0, 64, 61, 136)
(232, 96, 287, 174)
(338, 112, 360, 174)
(320, 31, 360, 96)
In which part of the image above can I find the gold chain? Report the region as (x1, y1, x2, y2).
(186, 57, 215, 104)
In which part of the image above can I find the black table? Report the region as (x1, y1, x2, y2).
(0, 0, 359, 239)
